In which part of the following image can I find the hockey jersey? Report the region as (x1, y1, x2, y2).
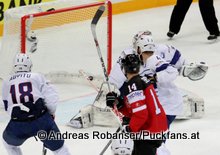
(119, 75, 168, 133)
(155, 44, 186, 70)
(2, 72, 58, 117)
(109, 47, 183, 115)
(139, 54, 183, 116)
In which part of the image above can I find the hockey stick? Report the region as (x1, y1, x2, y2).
(42, 145, 47, 155)
(91, 11, 124, 155)
(99, 127, 121, 155)
(78, 70, 123, 154)
(91, 5, 110, 92)
(91, 5, 123, 130)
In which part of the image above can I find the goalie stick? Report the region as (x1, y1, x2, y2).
(91, 6, 124, 154)
(91, 5, 123, 127)
(91, 5, 110, 92)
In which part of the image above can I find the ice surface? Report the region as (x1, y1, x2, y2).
(0, 1, 220, 154)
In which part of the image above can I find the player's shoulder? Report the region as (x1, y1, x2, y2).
(147, 54, 166, 65)
(128, 75, 150, 90)
(156, 44, 177, 52)
(28, 72, 47, 82)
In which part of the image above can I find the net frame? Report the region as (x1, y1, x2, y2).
(20, 1, 112, 74)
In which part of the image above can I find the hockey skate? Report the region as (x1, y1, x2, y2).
(68, 117, 83, 128)
(167, 31, 175, 38)
(207, 32, 220, 40)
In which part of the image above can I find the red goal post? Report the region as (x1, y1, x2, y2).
(0, 0, 112, 81)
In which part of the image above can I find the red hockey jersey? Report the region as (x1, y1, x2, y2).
(119, 75, 168, 133)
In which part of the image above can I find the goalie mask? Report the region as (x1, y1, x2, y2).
(111, 139, 134, 155)
(121, 54, 141, 74)
(132, 30, 152, 50)
(14, 53, 32, 73)
(134, 35, 156, 55)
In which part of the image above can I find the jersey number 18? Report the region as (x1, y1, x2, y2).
(10, 82, 34, 104)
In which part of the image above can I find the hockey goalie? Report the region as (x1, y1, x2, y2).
(68, 30, 207, 129)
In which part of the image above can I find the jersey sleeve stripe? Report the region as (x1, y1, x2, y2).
(170, 50, 181, 65)
(132, 104, 147, 113)
(155, 63, 169, 72)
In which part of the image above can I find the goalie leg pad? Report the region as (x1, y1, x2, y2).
(68, 105, 94, 128)
(189, 97, 205, 119)
(176, 89, 205, 119)
(80, 105, 94, 128)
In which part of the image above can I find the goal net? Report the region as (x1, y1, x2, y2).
(0, 0, 112, 84)
(0, 0, 119, 127)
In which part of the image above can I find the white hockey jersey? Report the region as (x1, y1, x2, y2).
(109, 46, 183, 115)
(2, 72, 58, 116)
(155, 44, 186, 71)
(139, 54, 183, 115)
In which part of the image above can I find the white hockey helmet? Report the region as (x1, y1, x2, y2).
(132, 30, 152, 48)
(134, 35, 156, 54)
(13, 53, 32, 73)
(111, 139, 134, 155)
(26, 31, 37, 42)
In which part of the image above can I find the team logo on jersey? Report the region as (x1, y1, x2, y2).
(127, 90, 145, 104)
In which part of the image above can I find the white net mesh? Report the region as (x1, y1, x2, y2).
(0, 0, 111, 84)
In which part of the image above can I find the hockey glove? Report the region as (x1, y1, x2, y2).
(122, 117, 131, 125)
(106, 92, 118, 108)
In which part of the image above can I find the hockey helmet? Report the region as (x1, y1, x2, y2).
(13, 53, 32, 73)
(134, 35, 156, 54)
(118, 47, 136, 65)
(121, 54, 141, 74)
(111, 139, 134, 155)
(132, 30, 152, 48)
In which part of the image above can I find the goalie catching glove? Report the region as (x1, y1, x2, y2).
(180, 62, 208, 81)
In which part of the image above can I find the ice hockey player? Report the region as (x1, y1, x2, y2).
(68, 31, 207, 130)
(1, 53, 71, 155)
(132, 30, 208, 81)
(109, 37, 181, 155)
(111, 139, 134, 155)
(110, 36, 182, 128)
(106, 54, 168, 155)
(108, 31, 207, 155)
